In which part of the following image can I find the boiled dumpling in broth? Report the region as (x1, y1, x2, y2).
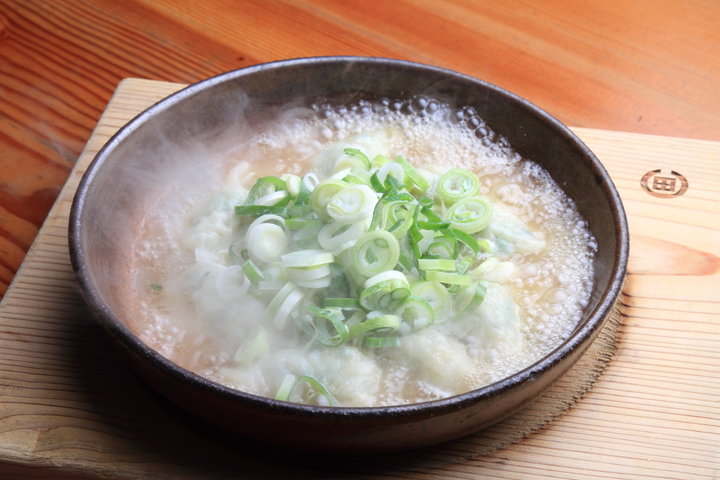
(393, 328, 476, 399)
(481, 204, 546, 255)
(223, 345, 383, 407)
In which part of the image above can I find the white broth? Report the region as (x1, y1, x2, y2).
(131, 98, 595, 407)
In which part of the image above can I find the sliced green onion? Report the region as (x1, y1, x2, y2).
(359, 270, 410, 311)
(241, 259, 264, 284)
(326, 262, 352, 299)
(397, 253, 414, 273)
(310, 179, 348, 218)
(303, 304, 349, 347)
(407, 207, 424, 260)
(455, 282, 487, 316)
(441, 227, 481, 256)
(411, 281, 451, 322)
(377, 162, 405, 188)
(255, 190, 289, 206)
(323, 298, 361, 309)
(266, 283, 304, 330)
(235, 204, 286, 216)
(349, 313, 401, 340)
(280, 173, 302, 197)
(350, 230, 401, 279)
(394, 155, 430, 192)
(274, 374, 296, 401)
(281, 249, 334, 268)
(425, 270, 472, 286)
(286, 263, 332, 282)
(286, 217, 323, 230)
(247, 221, 288, 265)
(371, 154, 391, 169)
(326, 184, 377, 224)
(293, 174, 316, 206)
(426, 234, 457, 259)
(435, 168, 480, 204)
(342, 166, 372, 185)
(416, 220, 451, 230)
(245, 176, 287, 205)
(447, 196, 493, 234)
(336, 148, 371, 171)
(318, 221, 366, 255)
(255, 262, 286, 292)
(384, 174, 404, 193)
(281, 249, 334, 288)
(274, 374, 337, 406)
(398, 295, 435, 334)
(418, 258, 456, 271)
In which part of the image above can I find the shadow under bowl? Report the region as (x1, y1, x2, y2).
(69, 57, 628, 452)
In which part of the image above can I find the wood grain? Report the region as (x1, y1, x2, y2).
(1, 0, 719, 299)
(0, 78, 718, 479)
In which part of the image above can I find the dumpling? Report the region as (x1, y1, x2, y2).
(468, 282, 524, 352)
(394, 328, 475, 397)
(179, 194, 238, 252)
(225, 346, 383, 407)
(482, 204, 545, 255)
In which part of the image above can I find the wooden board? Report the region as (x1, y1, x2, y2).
(0, 79, 718, 479)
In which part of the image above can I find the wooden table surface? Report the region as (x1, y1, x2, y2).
(1, 0, 719, 299)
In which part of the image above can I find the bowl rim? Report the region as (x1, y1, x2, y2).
(69, 55, 629, 420)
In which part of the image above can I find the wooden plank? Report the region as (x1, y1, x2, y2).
(0, 79, 717, 479)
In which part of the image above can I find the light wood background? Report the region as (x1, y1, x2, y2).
(1, 0, 719, 299)
(0, 78, 717, 479)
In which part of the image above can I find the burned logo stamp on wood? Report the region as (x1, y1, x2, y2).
(640, 169, 688, 198)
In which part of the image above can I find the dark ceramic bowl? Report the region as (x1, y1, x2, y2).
(69, 57, 628, 452)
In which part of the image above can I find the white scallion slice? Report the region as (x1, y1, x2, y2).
(394, 155, 430, 192)
(254, 190, 289, 206)
(351, 230, 400, 279)
(274, 374, 337, 406)
(376, 161, 405, 187)
(272, 286, 305, 330)
(302, 173, 320, 191)
(454, 281, 487, 316)
(359, 270, 410, 311)
(411, 281, 452, 322)
(286, 263, 332, 282)
(447, 196, 493, 234)
(348, 313, 401, 340)
(318, 221, 366, 255)
(281, 249, 334, 268)
(241, 259, 264, 284)
(425, 270, 472, 286)
(398, 295, 435, 334)
(326, 184, 377, 224)
(435, 168, 480, 204)
(247, 223, 288, 264)
(310, 179, 348, 218)
(281, 173, 302, 197)
(418, 258, 456, 271)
